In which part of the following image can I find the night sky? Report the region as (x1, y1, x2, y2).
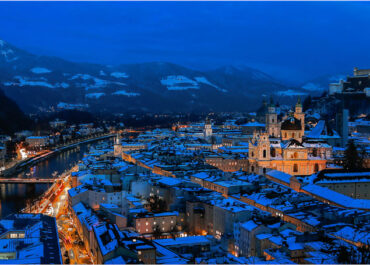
(1, 1, 370, 83)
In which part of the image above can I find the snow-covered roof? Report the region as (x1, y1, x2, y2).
(303, 184, 370, 210)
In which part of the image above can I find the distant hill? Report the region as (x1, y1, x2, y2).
(0, 39, 319, 114)
(300, 73, 350, 95)
(0, 88, 32, 134)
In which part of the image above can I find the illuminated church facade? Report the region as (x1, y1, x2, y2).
(249, 98, 328, 176)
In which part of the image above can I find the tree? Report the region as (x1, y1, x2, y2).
(343, 140, 363, 170)
(337, 245, 350, 263)
(147, 195, 167, 212)
(152, 225, 162, 239)
(303, 95, 312, 111)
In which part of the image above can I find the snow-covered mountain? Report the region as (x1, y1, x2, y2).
(0, 39, 313, 113)
(300, 73, 349, 94)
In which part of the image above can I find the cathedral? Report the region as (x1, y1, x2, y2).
(249, 98, 328, 176)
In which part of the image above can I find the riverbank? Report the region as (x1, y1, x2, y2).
(0, 133, 115, 178)
(0, 136, 112, 218)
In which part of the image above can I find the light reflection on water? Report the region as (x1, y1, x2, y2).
(0, 142, 100, 218)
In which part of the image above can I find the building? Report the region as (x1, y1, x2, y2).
(68, 179, 127, 213)
(234, 220, 270, 257)
(154, 236, 212, 256)
(313, 170, 370, 199)
(49, 119, 67, 128)
(329, 67, 370, 97)
(25, 136, 49, 149)
(242, 122, 266, 136)
(186, 200, 215, 236)
(249, 99, 328, 176)
(205, 155, 249, 172)
(133, 212, 179, 236)
(71, 202, 100, 258)
(0, 214, 62, 264)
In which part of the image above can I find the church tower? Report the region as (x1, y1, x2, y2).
(294, 97, 305, 137)
(204, 117, 213, 141)
(114, 132, 122, 157)
(257, 132, 271, 161)
(265, 97, 280, 137)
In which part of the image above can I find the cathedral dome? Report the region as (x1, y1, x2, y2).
(281, 117, 302, 130)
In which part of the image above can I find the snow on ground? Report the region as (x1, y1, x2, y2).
(3, 76, 54, 88)
(276, 89, 308, 96)
(112, 90, 140, 97)
(194, 77, 227, 92)
(71, 74, 98, 81)
(57, 102, 88, 109)
(161, 75, 199, 90)
(252, 71, 271, 80)
(110, 72, 129, 78)
(0, 48, 18, 62)
(99, 70, 106, 76)
(329, 75, 346, 82)
(162, 75, 226, 92)
(302, 83, 325, 91)
(3, 76, 69, 89)
(58, 82, 70, 88)
(71, 74, 126, 90)
(85, 92, 105, 99)
(30, 67, 52, 74)
(167, 85, 200, 91)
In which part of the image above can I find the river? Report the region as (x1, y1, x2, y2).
(0, 140, 109, 218)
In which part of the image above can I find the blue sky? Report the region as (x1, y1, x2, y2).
(1, 1, 370, 83)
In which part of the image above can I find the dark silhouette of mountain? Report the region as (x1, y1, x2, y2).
(0, 39, 312, 113)
(0, 88, 32, 134)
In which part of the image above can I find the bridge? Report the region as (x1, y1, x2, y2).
(0, 178, 56, 184)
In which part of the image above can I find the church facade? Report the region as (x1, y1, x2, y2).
(249, 99, 328, 176)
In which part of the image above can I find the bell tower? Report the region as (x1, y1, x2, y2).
(265, 97, 280, 137)
(114, 132, 122, 157)
(204, 117, 213, 141)
(294, 97, 305, 137)
(257, 132, 271, 161)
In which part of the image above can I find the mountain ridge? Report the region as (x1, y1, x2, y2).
(0, 39, 324, 113)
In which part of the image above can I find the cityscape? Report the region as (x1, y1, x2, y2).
(0, 1, 369, 264)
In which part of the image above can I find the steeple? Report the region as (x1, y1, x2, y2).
(115, 132, 121, 145)
(269, 96, 275, 107)
(268, 96, 276, 114)
(114, 132, 122, 157)
(204, 116, 213, 141)
(295, 97, 302, 114)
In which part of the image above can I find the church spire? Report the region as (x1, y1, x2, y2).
(269, 95, 275, 107)
(115, 132, 121, 145)
(296, 96, 302, 107)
